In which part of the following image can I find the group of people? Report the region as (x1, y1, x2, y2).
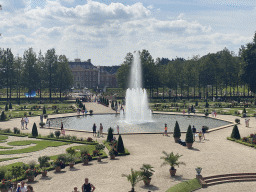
(16, 181, 34, 192)
(92, 123, 120, 137)
(192, 125, 206, 142)
(20, 117, 29, 129)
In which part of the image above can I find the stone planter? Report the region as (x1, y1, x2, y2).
(110, 155, 115, 160)
(27, 176, 35, 182)
(143, 178, 151, 186)
(69, 162, 75, 168)
(186, 143, 193, 149)
(195, 168, 202, 175)
(41, 171, 47, 177)
(55, 166, 61, 172)
(169, 169, 176, 176)
(97, 157, 102, 162)
(174, 137, 180, 143)
(83, 159, 89, 165)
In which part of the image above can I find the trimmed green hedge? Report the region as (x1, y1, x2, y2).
(227, 137, 256, 148)
(103, 141, 130, 156)
(0, 132, 29, 137)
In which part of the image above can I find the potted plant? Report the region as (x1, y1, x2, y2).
(52, 159, 64, 172)
(38, 156, 50, 176)
(39, 122, 45, 128)
(25, 168, 38, 182)
(160, 151, 185, 176)
(195, 167, 202, 175)
(80, 148, 92, 165)
(89, 110, 93, 115)
(173, 121, 181, 143)
(109, 148, 118, 160)
(66, 147, 77, 168)
(0, 179, 11, 192)
(122, 168, 142, 192)
(139, 164, 154, 186)
(185, 125, 194, 149)
(95, 144, 105, 162)
(10, 165, 22, 189)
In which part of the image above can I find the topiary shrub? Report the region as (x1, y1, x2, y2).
(32, 122, 38, 137)
(117, 134, 125, 153)
(5, 103, 8, 111)
(231, 125, 240, 140)
(9, 103, 12, 109)
(205, 101, 209, 108)
(55, 131, 61, 138)
(173, 121, 181, 138)
(43, 107, 46, 114)
(243, 108, 246, 114)
(107, 127, 114, 142)
(185, 125, 194, 143)
(0, 111, 5, 121)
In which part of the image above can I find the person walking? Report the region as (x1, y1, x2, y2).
(82, 178, 95, 192)
(202, 126, 206, 140)
(199, 131, 202, 142)
(192, 125, 196, 141)
(24, 116, 29, 129)
(100, 123, 103, 137)
(61, 122, 65, 135)
(117, 125, 119, 134)
(92, 123, 96, 137)
(20, 181, 27, 192)
(21, 118, 24, 130)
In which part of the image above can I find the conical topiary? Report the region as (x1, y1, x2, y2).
(107, 127, 114, 142)
(43, 107, 46, 114)
(5, 103, 8, 111)
(231, 125, 240, 140)
(9, 103, 12, 109)
(117, 134, 125, 153)
(243, 108, 246, 114)
(1, 111, 5, 121)
(32, 122, 38, 137)
(173, 121, 181, 138)
(185, 125, 194, 143)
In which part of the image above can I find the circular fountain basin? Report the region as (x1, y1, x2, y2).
(49, 114, 231, 134)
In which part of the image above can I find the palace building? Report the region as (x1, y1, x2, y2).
(69, 58, 119, 89)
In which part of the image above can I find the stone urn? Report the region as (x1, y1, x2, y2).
(186, 143, 193, 149)
(169, 168, 176, 177)
(41, 170, 47, 177)
(69, 162, 75, 168)
(55, 166, 61, 172)
(83, 159, 89, 165)
(195, 167, 202, 175)
(27, 176, 35, 182)
(143, 178, 151, 186)
(97, 156, 102, 162)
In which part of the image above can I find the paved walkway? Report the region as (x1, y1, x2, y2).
(0, 102, 255, 192)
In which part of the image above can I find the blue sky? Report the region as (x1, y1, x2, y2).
(0, 0, 255, 66)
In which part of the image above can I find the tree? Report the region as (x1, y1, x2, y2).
(173, 121, 181, 138)
(37, 50, 45, 100)
(241, 32, 256, 93)
(56, 55, 73, 100)
(231, 125, 240, 139)
(32, 122, 38, 137)
(117, 134, 125, 153)
(117, 53, 133, 89)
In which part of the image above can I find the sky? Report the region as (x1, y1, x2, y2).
(0, 0, 255, 66)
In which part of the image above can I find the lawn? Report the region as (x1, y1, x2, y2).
(166, 178, 201, 192)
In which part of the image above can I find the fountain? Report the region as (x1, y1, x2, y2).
(123, 51, 152, 123)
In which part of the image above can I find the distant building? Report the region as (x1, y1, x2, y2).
(69, 58, 119, 89)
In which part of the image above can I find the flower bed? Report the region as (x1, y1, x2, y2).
(103, 141, 130, 156)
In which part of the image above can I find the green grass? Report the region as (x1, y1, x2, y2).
(166, 178, 201, 192)
(0, 140, 70, 155)
(0, 146, 13, 149)
(0, 157, 22, 162)
(0, 135, 8, 140)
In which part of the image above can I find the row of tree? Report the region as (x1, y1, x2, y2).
(117, 32, 256, 98)
(0, 47, 73, 102)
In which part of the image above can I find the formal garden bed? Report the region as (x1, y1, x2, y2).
(166, 178, 201, 192)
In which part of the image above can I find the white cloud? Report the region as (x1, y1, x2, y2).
(177, 13, 185, 19)
(147, 5, 154, 9)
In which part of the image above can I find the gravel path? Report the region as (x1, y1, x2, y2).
(0, 102, 255, 192)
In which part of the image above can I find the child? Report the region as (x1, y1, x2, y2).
(16, 183, 21, 192)
(199, 131, 202, 142)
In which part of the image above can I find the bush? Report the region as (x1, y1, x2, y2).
(55, 131, 61, 138)
(107, 127, 114, 142)
(242, 137, 248, 142)
(243, 108, 246, 114)
(48, 132, 55, 138)
(173, 121, 181, 138)
(5, 103, 8, 111)
(43, 107, 46, 114)
(13, 127, 20, 134)
(231, 125, 240, 140)
(31, 123, 38, 137)
(205, 101, 209, 108)
(117, 134, 125, 153)
(235, 118, 240, 124)
(87, 137, 93, 142)
(0, 167, 6, 181)
(9, 103, 12, 109)
(185, 125, 194, 143)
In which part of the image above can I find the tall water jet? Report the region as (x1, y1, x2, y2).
(124, 51, 152, 123)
